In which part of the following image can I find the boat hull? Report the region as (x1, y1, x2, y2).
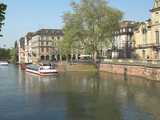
(0, 63, 8, 66)
(0, 62, 8, 66)
(26, 68, 58, 76)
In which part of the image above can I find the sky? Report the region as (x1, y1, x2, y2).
(0, 0, 153, 48)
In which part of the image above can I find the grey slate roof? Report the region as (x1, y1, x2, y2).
(33, 29, 64, 37)
(19, 37, 25, 49)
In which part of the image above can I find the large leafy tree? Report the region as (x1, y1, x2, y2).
(62, 0, 123, 61)
(0, 3, 7, 37)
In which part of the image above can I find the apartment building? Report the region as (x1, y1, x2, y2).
(18, 37, 25, 64)
(112, 21, 136, 58)
(17, 29, 63, 64)
(134, 0, 160, 60)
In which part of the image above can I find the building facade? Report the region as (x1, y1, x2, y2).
(31, 29, 63, 64)
(17, 29, 63, 64)
(112, 21, 136, 59)
(134, 0, 160, 60)
(18, 37, 25, 64)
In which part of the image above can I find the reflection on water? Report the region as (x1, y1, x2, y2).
(0, 65, 160, 120)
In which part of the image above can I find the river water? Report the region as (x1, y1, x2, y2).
(0, 64, 160, 120)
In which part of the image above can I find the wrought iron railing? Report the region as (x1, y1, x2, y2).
(101, 59, 160, 68)
(135, 43, 160, 49)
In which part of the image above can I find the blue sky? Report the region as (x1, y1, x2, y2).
(0, 0, 153, 48)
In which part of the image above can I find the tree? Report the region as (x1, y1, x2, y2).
(0, 48, 11, 60)
(0, 3, 7, 37)
(62, 10, 85, 61)
(62, 0, 123, 62)
(10, 48, 17, 63)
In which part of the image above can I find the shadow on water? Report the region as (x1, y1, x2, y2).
(0, 65, 160, 120)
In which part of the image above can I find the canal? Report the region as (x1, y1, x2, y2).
(0, 64, 160, 120)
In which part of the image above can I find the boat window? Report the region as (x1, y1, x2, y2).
(40, 67, 43, 70)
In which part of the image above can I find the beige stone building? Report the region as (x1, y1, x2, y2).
(134, 0, 160, 60)
(30, 29, 63, 64)
(18, 37, 25, 64)
(17, 29, 63, 64)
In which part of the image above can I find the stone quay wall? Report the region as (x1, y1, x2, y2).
(99, 63, 160, 81)
(57, 63, 97, 72)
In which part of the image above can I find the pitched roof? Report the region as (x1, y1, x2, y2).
(33, 29, 64, 36)
(19, 37, 25, 48)
(119, 21, 136, 28)
(26, 32, 34, 41)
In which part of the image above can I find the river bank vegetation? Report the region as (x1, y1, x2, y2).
(0, 48, 17, 63)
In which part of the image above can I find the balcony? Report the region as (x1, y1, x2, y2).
(135, 43, 160, 49)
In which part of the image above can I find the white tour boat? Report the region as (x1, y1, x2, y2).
(0, 61, 8, 66)
(26, 64, 58, 76)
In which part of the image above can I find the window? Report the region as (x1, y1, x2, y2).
(41, 47, 44, 52)
(43, 36, 47, 40)
(156, 31, 159, 44)
(46, 55, 50, 60)
(46, 48, 49, 52)
(41, 55, 45, 60)
(155, 21, 159, 24)
(123, 28, 125, 32)
(41, 42, 44, 46)
(46, 41, 49, 45)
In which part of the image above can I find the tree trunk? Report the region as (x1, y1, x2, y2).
(93, 51, 97, 62)
(76, 54, 79, 61)
(60, 54, 62, 64)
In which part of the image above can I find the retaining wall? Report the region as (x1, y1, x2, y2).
(99, 64, 160, 81)
(57, 63, 97, 72)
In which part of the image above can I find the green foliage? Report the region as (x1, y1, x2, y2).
(0, 47, 17, 62)
(0, 48, 11, 60)
(62, 0, 123, 61)
(10, 48, 17, 63)
(0, 3, 7, 37)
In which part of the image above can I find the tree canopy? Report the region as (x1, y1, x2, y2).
(62, 0, 123, 61)
(0, 48, 11, 60)
(0, 3, 7, 37)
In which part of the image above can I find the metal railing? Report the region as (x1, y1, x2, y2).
(101, 59, 160, 68)
(135, 43, 160, 49)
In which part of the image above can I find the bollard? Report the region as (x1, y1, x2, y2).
(124, 67, 128, 81)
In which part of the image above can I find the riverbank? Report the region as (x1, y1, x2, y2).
(99, 60, 160, 81)
(17, 60, 160, 81)
(57, 62, 97, 72)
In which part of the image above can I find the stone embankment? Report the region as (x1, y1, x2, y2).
(57, 62, 97, 72)
(56, 60, 160, 81)
(99, 63, 160, 81)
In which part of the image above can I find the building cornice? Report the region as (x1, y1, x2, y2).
(150, 7, 160, 12)
(150, 23, 160, 27)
